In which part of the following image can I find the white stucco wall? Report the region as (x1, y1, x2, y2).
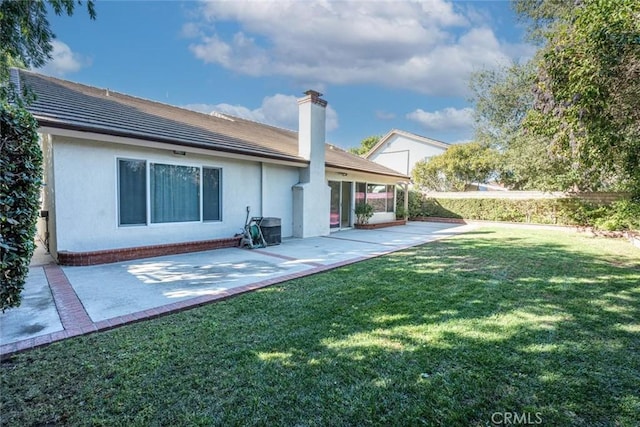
(261, 163, 299, 238)
(50, 136, 264, 252)
(368, 134, 447, 176)
(45, 132, 406, 253)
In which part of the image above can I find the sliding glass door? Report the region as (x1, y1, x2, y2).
(329, 181, 352, 230)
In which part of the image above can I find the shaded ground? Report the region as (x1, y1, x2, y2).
(1, 227, 638, 426)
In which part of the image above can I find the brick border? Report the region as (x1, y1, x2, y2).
(44, 264, 93, 331)
(354, 220, 407, 230)
(57, 237, 242, 266)
(0, 226, 470, 360)
(413, 217, 584, 230)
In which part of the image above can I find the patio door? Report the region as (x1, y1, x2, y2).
(329, 181, 352, 230)
(341, 181, 351, 228)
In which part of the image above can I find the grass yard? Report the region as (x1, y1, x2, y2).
(1, 227, 639, 426)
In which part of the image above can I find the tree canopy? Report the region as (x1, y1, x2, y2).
(471, 0, 640, 196)
(348, 135, 381, 156)
(412, 142, 499, 192)
(0, 0, 95, 99)
(525, 0, 640, 194)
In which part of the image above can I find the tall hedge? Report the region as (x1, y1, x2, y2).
(1, 103, 43, 311)
(396, 189, 638, 232)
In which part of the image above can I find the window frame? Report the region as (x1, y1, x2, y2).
(356, 181, 396, 214)
(202, 166, 222, 222)
(117, 158, 148, 227)
(116, 157, 223, 227)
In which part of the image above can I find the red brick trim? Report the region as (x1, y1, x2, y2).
(354, 220, 407, 229)
(0, 227, 471, 360)
(43, 264, 93, 329)
(57, 237, 242, 266)
(411, 216, 466, 224)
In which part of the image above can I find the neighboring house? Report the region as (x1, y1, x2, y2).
(11, 69, 408, 265)
(364, 129, 449, 177)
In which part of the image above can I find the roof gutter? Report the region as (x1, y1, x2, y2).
(325, 165, 409, 180)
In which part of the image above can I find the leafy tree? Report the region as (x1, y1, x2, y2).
(0, 0, 96, 100)
(0, 0, 95, 311)
(471, 61, 535, 152)
(1, 103, 43, 311)
(472, 0, 639, 195)
(412, 142, 499, 191)
(348, 135, 381, 156)
(513, 0, 574, 43)
(470, 61, 568, 190)
(522, 0, 640, 195)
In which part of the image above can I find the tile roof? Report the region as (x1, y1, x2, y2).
(15, 69, 408, 179)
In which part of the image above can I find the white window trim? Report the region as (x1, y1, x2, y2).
(116, 157, 223, 228)
(356, 181, 396, 214)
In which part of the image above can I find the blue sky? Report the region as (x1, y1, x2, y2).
(42, 0, 532, 150)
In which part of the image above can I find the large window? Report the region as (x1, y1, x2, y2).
(356, 182, 395, 213)
(118, 159, 222, 226)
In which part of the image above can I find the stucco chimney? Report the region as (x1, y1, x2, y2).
(297, 90, 327, 177)
(292, 90, 330, 238)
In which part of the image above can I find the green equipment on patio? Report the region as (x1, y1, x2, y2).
(240, 206, 267, 249)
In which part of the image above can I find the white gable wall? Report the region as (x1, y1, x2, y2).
(368, 133, 447, 176)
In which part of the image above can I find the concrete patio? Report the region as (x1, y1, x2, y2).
(0, 221, 474, 358)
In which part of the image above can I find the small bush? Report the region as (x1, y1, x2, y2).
(1, 103, 43, 311)
(396, 188, 432, 219)
(593, 200, 640, 232)
(354, 203, 374, 224)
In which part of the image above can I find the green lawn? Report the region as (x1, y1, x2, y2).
(2, 227, 639, 426)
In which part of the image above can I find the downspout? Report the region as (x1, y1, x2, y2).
(260, 162, 265, 216)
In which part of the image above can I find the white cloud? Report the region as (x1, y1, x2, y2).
(406, 106, 474, 131)
(376, 110, 396, 120)
(37, 40, 90, 76)
(183, 93, 339, 132)
(186, 0, 520, 96)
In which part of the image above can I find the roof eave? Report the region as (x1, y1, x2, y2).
(326, 163, 409, 180)
(35, 117, 307, 165)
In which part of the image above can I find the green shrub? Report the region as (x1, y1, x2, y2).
(593, 200, 640, 232)
(396, 188, 431, 219)
(401, 190, 636, 232)
(0, 103, 43, 311)
(354, 202, 374, 225)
